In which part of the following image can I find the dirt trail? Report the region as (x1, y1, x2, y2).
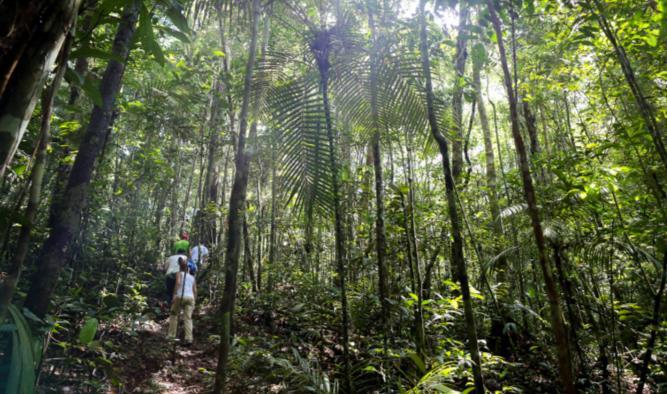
(111, 308, 219, 393)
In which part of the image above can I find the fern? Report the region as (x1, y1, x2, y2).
(267, 348, 339, 394)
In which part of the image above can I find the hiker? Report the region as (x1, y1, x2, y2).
(189, 241, 209, 272)
(164, 248, 188, 306)
(168, 257, 197, 344)
(172, 231, 190, 255)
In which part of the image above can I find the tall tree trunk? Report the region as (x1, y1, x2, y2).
(451, 1, 469, 182)
(0, 36, 72, 320)
(418, 1, 485, 391)
(0, 0, 81, 178)
(472, 44, 505, 280)
(243, 210, 256, 291)
(312, 29, 352, 392)
(486, 1, 575, 392)
(213, 0, 261, 390)
(267, 128, 278, 293)
(405, 131, 426, 358)
(473, 45, 513, 354)
(367, 0, 390, 342)
(24, 0, 140, 318)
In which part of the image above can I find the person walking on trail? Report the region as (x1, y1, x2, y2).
(168, 258, 197, 345)
(164, 248, 187, 306)
(172, 231, 190, 255)
(190, 241, 209, 271)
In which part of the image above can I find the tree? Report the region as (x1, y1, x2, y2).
(213, 0, 261, 390)
(24, 0, 141, 318)
(418, 0, 485, 391)
(486, 1, 575, 392)
(0, 0, 82, 178)
(366, 0, 390, 343)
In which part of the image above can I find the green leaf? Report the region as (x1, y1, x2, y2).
(471, 43, 487, 66)
(65, 67, 85, 86)
(79, 317, 99, 345)
(70, 47, 123, 62)
(82, 76, 103, 107)
(165, 6, 190, 34)
(137, 6, 165, 65)
(408, 351, 426, 373)
(5, 305, 39, 394)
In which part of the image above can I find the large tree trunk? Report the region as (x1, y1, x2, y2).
(486, 1, 575, 392)
(24, 0, 140, 318)
(0, 0, 82, 179)
(367, 0, 390, 343)
(451, 0, 469, 182)
(418, 1, 485, 391)
(0, 36, 72, 320)
(213, 0, 261, 390)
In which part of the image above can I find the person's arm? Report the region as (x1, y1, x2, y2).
(173, 272, 182, 299)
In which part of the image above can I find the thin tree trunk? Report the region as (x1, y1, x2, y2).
(418, 1, 484, 391)
(486, 2, 575, 392)
(313, 28, 352, 393)
(0, 0, 81, 178)
(367, 0, 390, 343)
(636, 251, 667, 394)
(267, 127, 278, 293)
(588, 0, 667, 172)
(405, 131, 426, 358)
(213, 0, 261, 389)
(451, 0, 469, 182)
(24, 0, 140, 318)
(243, 211, 256, 292)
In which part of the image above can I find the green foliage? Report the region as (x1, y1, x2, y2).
(0, 306, 42, 394)
(78, 317, 99, 345)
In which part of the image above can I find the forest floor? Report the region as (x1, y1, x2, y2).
(38, 273, 616, 393)
(105, 303, 282, 393)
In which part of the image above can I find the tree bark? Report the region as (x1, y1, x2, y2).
(419, 1, 485, 391)
(24, 0, 140, 318)
(367, 0, 390, 343)
(0, 35, 72, 320)
(451, 0, 469, 182)
(486, 1, 575, 392)
(0, 0, 82, 179)
(312, 27, 352, 392)
(213, 0, 261, 390)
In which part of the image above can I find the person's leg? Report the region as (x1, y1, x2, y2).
(167, 297, 181, 337)
(165, 274, 175, 306)
(183, 297, 194, 342)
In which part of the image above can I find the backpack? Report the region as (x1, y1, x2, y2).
(187, 259, 197, 275)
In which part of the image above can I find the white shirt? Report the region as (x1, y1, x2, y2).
(165, 254, 186, 275)
(190, 244, 209, 265)
(174, 272, 195, 298)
